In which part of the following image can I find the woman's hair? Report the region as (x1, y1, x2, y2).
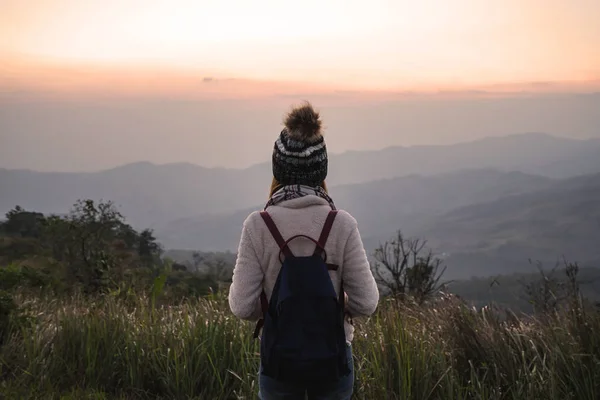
(269, 177, 328, 198)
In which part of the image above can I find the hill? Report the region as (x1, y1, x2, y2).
(402, 172, 600, 279)
(155, 168, 553, 251)
(327, 132, 600, 184)
(158, 171, 600, 280)
(1, 133, 599, 229)
(0, 162, 268, 228)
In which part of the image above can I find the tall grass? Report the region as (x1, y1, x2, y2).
(1, 290, 599, 399)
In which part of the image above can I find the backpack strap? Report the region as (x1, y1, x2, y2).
(261, 211, 334, 264)
(253, 291, 269, 339)
(316, 210, 338, 269)
(255, 211, 289, 339)
(260, 211, 293, 258)
(317, 211, 347, 321)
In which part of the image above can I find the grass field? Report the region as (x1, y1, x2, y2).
(1, 288, 599, 400)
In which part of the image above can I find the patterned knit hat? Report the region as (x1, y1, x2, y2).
(272, 102, 327, 187)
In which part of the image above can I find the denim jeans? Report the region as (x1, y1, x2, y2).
(258, 344, 354, 400)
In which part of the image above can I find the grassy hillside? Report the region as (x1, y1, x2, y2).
(1, 289, 599, 399)
(1, 197, 599, 399)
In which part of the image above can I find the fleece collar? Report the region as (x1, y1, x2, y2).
(266, 195, 331, 210)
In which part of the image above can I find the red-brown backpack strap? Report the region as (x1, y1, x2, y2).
(253, 290, 269, 339)
(260, 211, 293, 258)
(314, 210, 338, 262)
(254, 211, 289, 339)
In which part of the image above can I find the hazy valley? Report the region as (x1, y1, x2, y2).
(2, 132, 599, 280)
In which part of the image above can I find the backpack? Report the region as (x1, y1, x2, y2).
(253, 210, 350, 385)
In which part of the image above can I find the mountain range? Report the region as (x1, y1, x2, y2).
(1, 132, 599, 280)
(158, 168, 554, 250)
(364, 172, 600, 279)
(157, 170, 600, 280)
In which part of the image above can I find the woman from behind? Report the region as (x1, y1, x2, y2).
(228, 101, 379, 400)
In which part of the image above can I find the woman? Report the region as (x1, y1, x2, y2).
(228, 102, 379, 400)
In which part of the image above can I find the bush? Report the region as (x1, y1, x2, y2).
(0, 290, 32, 346)
(0, 264, 56, 292)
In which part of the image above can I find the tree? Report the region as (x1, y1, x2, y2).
(192, 251, 204, 272)
(521, 258, 597, 316)
(138, 229, 163, 267)
(205, 258, 233, 285)
(191, 252, 232, 292)
(519, 259, 567, 315)
(371, 230, 447, 303)
(1, 199, 169, 295)
(172, 262, 188, 272)
(2, 206, 46, 238)
(40, 199, 157, 292)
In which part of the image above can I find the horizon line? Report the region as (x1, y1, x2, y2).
(2, 54, 600, 96)
(2, 131, 597, 175)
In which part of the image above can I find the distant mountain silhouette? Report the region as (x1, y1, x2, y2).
(1, 133, 599, 230)
(155, 171, 600, 280)
(154, 169, 553, 251)
(325, 132, 600, 184)
(2, 133, 599, 279)
(0, 161, 268, 227)
(363, 172, 600, 280)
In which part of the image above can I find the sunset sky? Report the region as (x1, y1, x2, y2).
(1, 0, 599, 92)
(1, 0, 600, 172)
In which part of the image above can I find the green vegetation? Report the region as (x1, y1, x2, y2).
(1, 289, 599, 399)
(1, 200, 599, 399)
(0, 201, 229, 300)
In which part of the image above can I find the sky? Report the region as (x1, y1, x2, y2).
(2, 0, 600, 89)
(0, 0, 599, 172)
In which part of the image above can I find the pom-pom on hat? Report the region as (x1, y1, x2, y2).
(272, 102, 328, 187)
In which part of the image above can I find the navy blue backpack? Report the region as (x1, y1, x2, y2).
(253, 210, 350, 385)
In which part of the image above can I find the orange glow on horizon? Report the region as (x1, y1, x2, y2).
(1, 0, 599, 93)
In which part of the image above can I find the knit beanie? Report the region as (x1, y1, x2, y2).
(272, 102, 328, 187)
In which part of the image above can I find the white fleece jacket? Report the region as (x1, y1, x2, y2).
(228, 195, 380, 342)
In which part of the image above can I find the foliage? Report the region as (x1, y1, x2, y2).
(0, 291, 18, 345)
(0, 200, 230, 299)
(0, 289, 598, 399)
(371, 230, 448, 303)
(2, 200, 600, 398)
(0, 290, 33, 347)
(0, 264, 55, 292)
(520, 259, 569, 314)
(1, 206, 45, 238)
